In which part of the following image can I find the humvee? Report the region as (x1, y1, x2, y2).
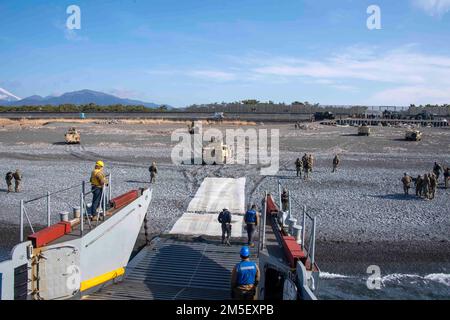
(202, 141, 233, 165)
(405, 129, 422, 141)
(65, 127, 81, 144)
(358, 124, 371, 136)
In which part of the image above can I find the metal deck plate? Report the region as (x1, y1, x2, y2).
(84, 239, 258, 300)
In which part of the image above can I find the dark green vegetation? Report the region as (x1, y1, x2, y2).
(0, 104, 169, 113)
(0, 101, 448, 116)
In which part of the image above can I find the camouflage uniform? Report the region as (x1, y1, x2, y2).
(415, 175, 423, 197)
(433, 162, 443, 181)
(5, 172, 13, 193)
(295, 158, 303, 177)
(332, 155, 340, 173)
(422, 174, 431, 199)
(281, 189, 289, 212)
(302, 154, 309, 179)
(429, 173, 437, 200)
(304, 155, 313, 180)
(149, 162, 158, 184)
(444, 167, 450, 189)
(309, 154, 315, 172)
(13, 170, 22, 193)
(401, 174, 412, 195)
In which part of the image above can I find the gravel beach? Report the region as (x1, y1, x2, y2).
(0, 119, 449, 285)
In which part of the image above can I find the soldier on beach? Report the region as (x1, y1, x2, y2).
(149, 162, 158, 184)
(309, 154, 315, 172)
(5, 171, 13, 193)
(422, 174, 431, 200)
(304, 155, 313, 180)
(433, 162, 443, 181)
(281, 188, 289, 212)
(13, 169, 22, 193)
(415, 175, 423, 197)
(401, 173, 412, 195)
(295, 158, 303, 177)
(444, 167, 450, 189)
(332, 155, 340, 173)
(302, 154, 308, 179)
(429, 173, 437, 200)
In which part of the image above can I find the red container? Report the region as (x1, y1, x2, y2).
(281, 236, 306, 268)
(266, 195, 279, 215)
(110, 190, 139, 210)
(28, 222, 72, 248)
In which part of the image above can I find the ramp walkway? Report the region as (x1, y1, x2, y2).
(84, 177, 255, 300)
(169, 177, 246, 238)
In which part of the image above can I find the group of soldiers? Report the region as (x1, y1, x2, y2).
(4, 169, 22, 193)
(294, 154, 341, 179)
(295, 153, 315, 179)
(401, 162, 450, 200)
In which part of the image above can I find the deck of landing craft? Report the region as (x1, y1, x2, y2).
(83, 238, 258, 300)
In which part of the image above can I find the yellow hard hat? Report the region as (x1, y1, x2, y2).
(96, 160, 104, 167)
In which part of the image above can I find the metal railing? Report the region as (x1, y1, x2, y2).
(277, 181, 318, 269)
(19, 174, 112, 242)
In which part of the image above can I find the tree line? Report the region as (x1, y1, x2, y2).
(0, 101, 448, 115)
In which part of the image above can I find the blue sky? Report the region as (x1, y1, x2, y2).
(1, 0, 450, 107)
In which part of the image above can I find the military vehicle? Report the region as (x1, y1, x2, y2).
(405, 129, 423, 141)
(212, 112, 225, 121)
(202, 140, 233, 165)
(65, 127, 81, 144)
(358, 124, 371, 136)
(314, 111, 335, 121)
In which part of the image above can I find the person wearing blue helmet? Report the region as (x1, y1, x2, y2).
(230, 246, 260, 300)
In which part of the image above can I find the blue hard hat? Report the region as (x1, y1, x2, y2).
(240, 246, 250, 258)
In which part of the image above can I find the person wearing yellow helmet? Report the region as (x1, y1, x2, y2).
(89, 160, 108, 217)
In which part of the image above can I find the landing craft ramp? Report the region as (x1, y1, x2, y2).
(84, 239, 257, 300)
(85, 178, 252, 300)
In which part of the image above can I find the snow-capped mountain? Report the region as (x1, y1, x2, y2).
(0, 89, 164, 108)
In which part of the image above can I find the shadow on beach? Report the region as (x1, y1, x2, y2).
(369, 194, 425, 201)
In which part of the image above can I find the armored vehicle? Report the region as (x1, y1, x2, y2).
(358, 124, 371, 136)
(65, 127, 80, 144)
(405, 129, 423, 141)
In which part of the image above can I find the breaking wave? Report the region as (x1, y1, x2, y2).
(319, 272, 352, 279)
(381, 273, 450, 287)
(320, 271, 450, 287)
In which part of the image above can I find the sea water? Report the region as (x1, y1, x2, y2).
(317, 270, 450, 300)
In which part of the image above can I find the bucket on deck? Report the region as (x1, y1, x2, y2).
(60, 211, 69, 222)
(73, 207, 81, 219)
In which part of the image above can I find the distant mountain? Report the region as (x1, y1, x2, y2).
(2, 89, 163, 108)
(0, 87, 21, 102)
